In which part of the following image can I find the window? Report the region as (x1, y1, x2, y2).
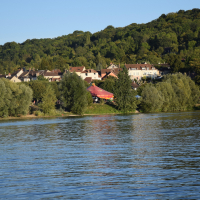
(86, 73, 88, 76)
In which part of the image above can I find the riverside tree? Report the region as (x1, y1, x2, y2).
(39, 85, 57, 114)
(141, 84, 164, 112)
(0, 78, 33, 117)
(59, 72, 87, 115)
(114, 67, 137, 113)
(140, 73, 200, 112)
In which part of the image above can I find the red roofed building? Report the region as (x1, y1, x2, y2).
(69, 66, 85, 76)
(101, 68, 122, 78)
(87, 83, 113, 99)
(84, 77, 92, 84)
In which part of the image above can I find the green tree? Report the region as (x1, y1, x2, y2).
(163, 73, 200, 110)
(28, 81, 48, 103)
(40, 85, 57, 114)
(37, 75, 48, 81)
(101, 76, 116, 93)
(0, 79, 32, 117)
(114, 67, 137, 112)
(59, 72, 88, 115)
(86, 91, 93, 106)
(141, 84, 164, 112)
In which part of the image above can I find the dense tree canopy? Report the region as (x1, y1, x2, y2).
(0, 78, 32, 117)
(39, 85, 57, 114)
(59, 72, 88, 115)
(0, 9, 200, 84)
(114, 67, 137, 112)
(140, 73, 200, 112)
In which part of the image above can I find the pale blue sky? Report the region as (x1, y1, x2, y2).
(0, 0, 200, 45)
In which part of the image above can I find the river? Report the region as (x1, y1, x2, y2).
(0, 111, 200, 199)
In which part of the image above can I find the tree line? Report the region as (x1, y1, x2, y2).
(0, 65, 200, 118)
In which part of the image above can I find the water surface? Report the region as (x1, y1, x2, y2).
(0, 112, 200, 199)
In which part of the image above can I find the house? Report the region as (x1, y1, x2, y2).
(125, 64, 160, 80)
(11, 69, 24, 78)
(18, 71, 31, 82)
(7, 76, 21, 83)
(0, 69, 23, 82)
(101, 68, 122, 79)
(107, 63, 120, 69)
(69, 66, 86, 76)
(80, 69, 101, 80)
(43, 71, 62, 82)
(101, 71, 118, 80)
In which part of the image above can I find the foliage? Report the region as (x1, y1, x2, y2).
(23, 80, 60, 102)
(39, 85, 57, 114)
(37, 75, 48, 81)
(59, 72, 88, 115)
(86, 91, 93, 106)
(0, 78, 32, 117)
(100, 76, 116, 93)
(84, 103, 124, 115)
(141, 84, 163, 112)
(140, 73, 200, 112)
(114, 67, 137, 112)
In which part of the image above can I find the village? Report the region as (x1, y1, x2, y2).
(0, 62, 167, 86)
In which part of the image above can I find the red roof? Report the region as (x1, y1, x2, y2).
(84, 77, 92, 84)
(69, 66, 85, 73)
(87, 83, 113, 99)
(82, 69, 97, 74)
(125, 64, 156, 70)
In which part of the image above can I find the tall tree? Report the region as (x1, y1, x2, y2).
(40, 85, 57, 114)
(59, 72, 88, 115)
(114, 67, 137, 112)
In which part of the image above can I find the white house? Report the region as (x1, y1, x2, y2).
(125, 64, 160, 80)
(80, 69, 101, 80)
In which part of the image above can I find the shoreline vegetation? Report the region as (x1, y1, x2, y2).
(0, 71, 200, 121)
(0, 104, 200, 121)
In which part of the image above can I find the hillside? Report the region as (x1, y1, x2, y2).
(0, 8, 200, 78)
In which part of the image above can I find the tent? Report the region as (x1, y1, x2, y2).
(87, 83, 114, 99)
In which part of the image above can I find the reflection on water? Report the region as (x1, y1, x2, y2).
(0, 112, 200, 199)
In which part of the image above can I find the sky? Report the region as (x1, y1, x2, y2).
(0, 0, 200, 45)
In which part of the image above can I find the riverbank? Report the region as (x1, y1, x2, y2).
(0, 104, 138, 121)
(1, 103, 199, 121)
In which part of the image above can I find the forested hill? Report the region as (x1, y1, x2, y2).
(0, 8, 200, 75)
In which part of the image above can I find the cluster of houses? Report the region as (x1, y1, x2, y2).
(0, 63, 168, 87)
(0, 68, 62, 83)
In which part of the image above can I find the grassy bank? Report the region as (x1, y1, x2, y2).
(84, 103, 137, 115)
(85, 103, 123, 115)
(0, 103, 138, 121)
